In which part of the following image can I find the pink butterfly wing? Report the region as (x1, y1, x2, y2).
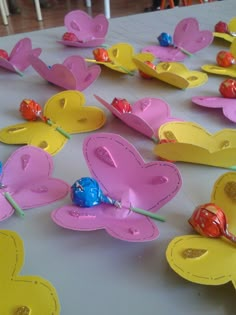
(83, 133, 182, 212)
(1, 146, 69, 216)
(95, 95, 181, 139)
(173, 18, 213, 55)
(52, 202, 159, 242)
(142, 45, 185, 62)
(9, 38, 42, 71)
(64, 10, 108, 45)
(63, 56, 101, 91)
(29, 55, 77, 90)
(192, 96, 236, 123)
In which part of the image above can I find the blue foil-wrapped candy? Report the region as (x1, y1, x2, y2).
(71, 177, 120, 208)
(157, 32, 173, 47)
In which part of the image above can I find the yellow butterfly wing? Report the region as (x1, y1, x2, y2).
(155, 121, 236, 168)
(44, 90, 106, 133)
(166, 171, 236, 288)
(202, 38, 236, 77)
(0, 122, 67, 156)
(0, 230, 60, 314)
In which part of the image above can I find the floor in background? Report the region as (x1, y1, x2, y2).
(0, 0, 203, 36)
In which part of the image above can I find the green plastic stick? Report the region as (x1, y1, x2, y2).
(4, 192, 25, 217)
(46, 119, 70, 139)
(131, 206, 165, 222)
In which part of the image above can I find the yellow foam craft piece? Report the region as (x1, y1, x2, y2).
(166, 172, 236, 289)
(154, 121, 236, 169)
(202, 37, 236, 77)
(0, 90, 106, 155)
(0, 230, 60, 314)
(85, 43, 155, 74)
(133, 58, 208, 89)
(213, 17, 236, 43)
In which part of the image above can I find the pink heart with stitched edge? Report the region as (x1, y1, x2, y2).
(0, 38, 41, 74)
(29, 54, 101, 91)
(94, 95, 182, 140)
(58, 10, 109, 48)
(142, 18, 213, 62)
(51, 133, 182, 242)
(0, 145, 70, 222)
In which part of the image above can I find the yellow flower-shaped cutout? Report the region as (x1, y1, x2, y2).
(214, 17, 236, 43)
(0, 90, 106, 155)
(155, 121, 236, 169)
(133, 58, 208, 89)
(86, 43, 154, 74)
(166, 172, 236, 289)
(0, 230, 60, 314)
(202, 38, 236, 77)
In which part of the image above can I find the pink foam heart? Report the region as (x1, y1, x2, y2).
(29, 55, 101, 91)
(58, 10, 109, 47)
(51, 133, 182, 242)
(0, 145, 70, 221)
(94, 95, 182, 140)
(0, 38, 41, 74)
(142, 18, 213, 62)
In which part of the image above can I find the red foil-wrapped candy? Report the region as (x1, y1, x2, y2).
(214, 21, 229, 34)
(111, 97, 132, 113)
(93, 48, 110, 62)
(139, 61, 156, 79)
(19, 99, 43, 121)
(189, 203, 236, 243)
(62, 32, 78, 42)
(219, 79, 236, 98)
(0, 49, 9, 60)
(216, 51, 235, 67)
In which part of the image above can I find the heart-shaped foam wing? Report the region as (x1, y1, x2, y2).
(0, 146, 70, 221)
(192, 96, 236, 123)
(166, 171, 236, 289)
(155, 121, 236, 168)
(29, 55, 100, 90)
(51, 133, 182, 242)
(0, 38, 41, 74)
(0, 230, 60, 314)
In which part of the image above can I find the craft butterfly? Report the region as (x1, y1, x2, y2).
(154, 121, 236, 169)
(132, 58, 208, 89)
(202, 38, 236, 77)
(58, 10, 109, 47)
(0, 230, 60, 314)
(51, 133, 182, 242)
(94, 95, 182, 141)
(0, 145, 70, 221)
(0, 37, 41, 75)
(0, 91, 106, 155)
(29, 54, 101, 90)
(86, 43, 155, 74)
(214, 17, 236, 43)
(166, 172, 236, 290)
(142, 18, 213, 62)
(192, 96, 236, 123)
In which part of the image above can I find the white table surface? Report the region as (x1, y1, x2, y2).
(1, 1, 236, 314)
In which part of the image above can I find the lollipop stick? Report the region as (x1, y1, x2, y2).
(130, 206, 165, 222)
(4, 192, 25, 217)
(46, 119, 71, 139)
